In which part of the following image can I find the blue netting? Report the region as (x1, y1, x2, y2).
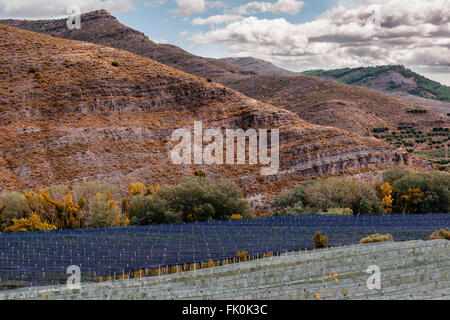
(0, 214, 448, 287)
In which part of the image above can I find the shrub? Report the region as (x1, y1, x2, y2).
(271, 183, 308, 214)
(0, 192, 29, 229)
(321, 208, 353, 215)
(390, 170, 449, 213)
(4, 213, 57, 232)
(28, 66, 37, 73)
(237, 251, 248, 262)
(193, 169, 206, 178)
(313, 231, 328, 249)
(382, 167, 412, 185)
(128, 182, 146, 196)
(160, 176, 251, 222)
(23, 189, 82, 229)
(306, 177, 382, 214)
(360, 233, 393, 244)
(127, 195, 180, 226)
(427, 228, 450, 240)
(48, 185, 71, 201)
(284, 202, 308, 215)
(72, 181, 121, 227)
(372, 127, 389, 133)
(72, 181, 121, 209)
(273, 178, 382, 215)
(111, 61, 119, 67)
(83, 192, 126, 228)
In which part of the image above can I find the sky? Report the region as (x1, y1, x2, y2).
(0, 0, 449, 85)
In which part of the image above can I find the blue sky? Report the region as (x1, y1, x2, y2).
(1, 0, 449, 84)
(115, 0, 345, 58)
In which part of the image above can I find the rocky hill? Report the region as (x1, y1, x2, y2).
(220, 57, 295, 75)
(302, 65, 450, 114)
(0, 25, 426, 210)
(0, 10, 253, 79)
(3, 10, 446, 145)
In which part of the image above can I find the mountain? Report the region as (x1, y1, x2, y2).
(1, 10, 447, 156)
(220, 57, 296, 75)
(0, 10, 254, 80)
(1, 24, 423, 210)
(302, 65, 450, 114)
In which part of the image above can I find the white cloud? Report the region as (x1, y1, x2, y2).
(191, 0, 450, 72)
(192, 14, 242, 25)
(232, 0, 304, 15)
(0, 0, 134, 19)
(144, 0, 167, 7)
(206, 1, 226, 10)
(174, 0, 205, 16)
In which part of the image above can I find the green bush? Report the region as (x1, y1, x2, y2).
(372, 127, 389, 133)
(273, 177, 383, 215)
(160, 176, 251, 222)
(390, 171, 449, 213)
(271, 183, 308, 214)
(127, 195, 181, 225)
(305, 177, 382, 214)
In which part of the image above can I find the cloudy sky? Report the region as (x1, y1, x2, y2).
(1, 0, 449, 84)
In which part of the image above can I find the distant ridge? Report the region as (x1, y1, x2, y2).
(221, 57, 296, 75)
(302, 65, 450, 114)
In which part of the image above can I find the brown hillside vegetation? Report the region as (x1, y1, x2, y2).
(0, 10, 251, 79)
(219, 74, 448, 136)
(0, 25, 427, 210)
(2, 10, 446, 139)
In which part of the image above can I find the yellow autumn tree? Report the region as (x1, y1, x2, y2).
(4, 213, 57, 232)
(23, 189, 82, 229)
(380, 182, 393, 213)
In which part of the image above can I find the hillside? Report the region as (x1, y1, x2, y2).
(0, 24, 422, 209)
(3, 10, 446, 152)
(0, 10, 253, 79)
(220, 57, 295, 75)
(302, 65, 450, 114)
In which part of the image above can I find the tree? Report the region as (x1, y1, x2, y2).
(83, 192, 128, 228)
(400, 188, 424, 214)
(380, 182, 393, 213)
(0, 192, 29, 229)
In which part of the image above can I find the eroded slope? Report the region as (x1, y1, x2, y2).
(0, 25, 426, 209)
